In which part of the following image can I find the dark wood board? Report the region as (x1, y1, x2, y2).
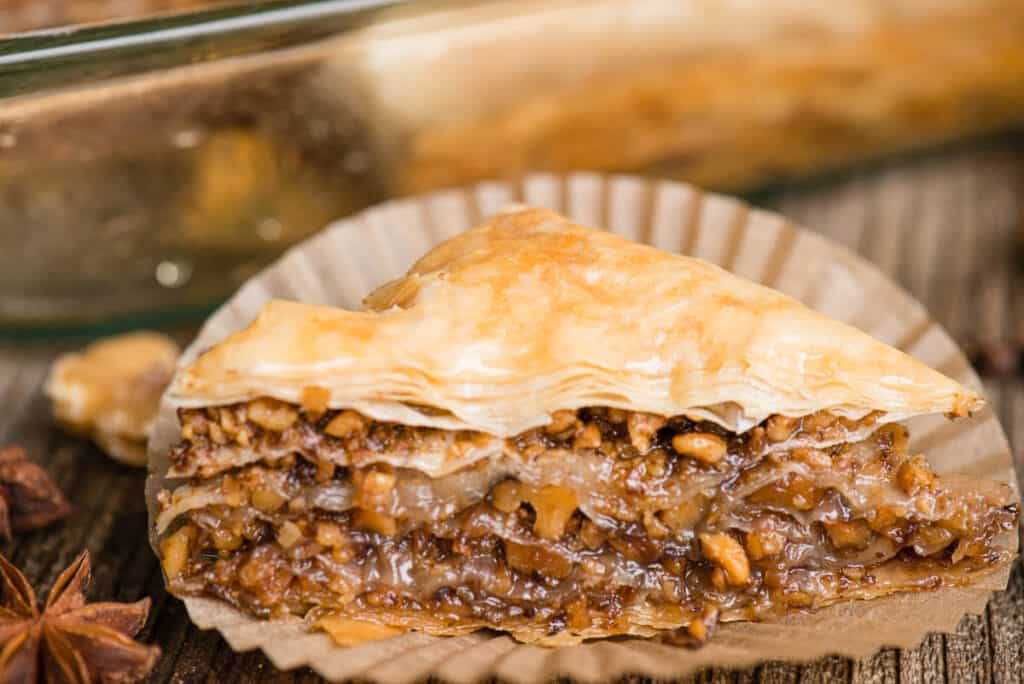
(1, 134, 1022, 683)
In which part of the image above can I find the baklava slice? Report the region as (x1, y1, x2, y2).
(154, 207, 1018, 646)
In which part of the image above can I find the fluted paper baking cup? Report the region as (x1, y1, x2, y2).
(147, 173, 1018, 683)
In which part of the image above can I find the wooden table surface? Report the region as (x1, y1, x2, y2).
(1, 134, 1022, 683)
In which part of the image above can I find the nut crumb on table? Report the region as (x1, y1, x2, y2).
(45, 331, 178, 467)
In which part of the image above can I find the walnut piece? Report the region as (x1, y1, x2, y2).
(315, 522, 348, 548)
(315, 615, 404, 647)
(277, 521, 304, 548)
(251, 488, 286, 513)
(504, 541, 572, 579)
(544, 410, 578, 434)
(246, 398, 299, 432)
(764, 414, 798, 442)
(490, 480, 522, 513)
(353, 509, 397, 536)
(699, 533, 750, 586)
(488, 480, 579, 539)
(45, 331, 179, 467)
(525, 484, 579, 540)
(324, 410, 366, 438)
(354, 469, 397, 509)
(671, 432, 727, 465)
(745, 517, 786, 560)
(160, 525, 194, 579)
(825, 519, 873, 549)
(572, 423, 602, 449)
(626, 412, 666, 452)
(897, 455, 938, 495)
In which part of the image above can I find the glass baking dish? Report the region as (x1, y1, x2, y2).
(0, 0, 247, 34)
(2, 0, 1023, 335)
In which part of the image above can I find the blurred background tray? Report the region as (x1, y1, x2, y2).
(0, 0, 245, 34)
(2, 0, 1023, 335)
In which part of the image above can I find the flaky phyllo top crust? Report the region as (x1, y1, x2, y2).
(170, 206, 981, 438)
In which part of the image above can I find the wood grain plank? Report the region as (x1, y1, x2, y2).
(986, 382, 1024, 684)
(754, 662, 799, 684)
(849, 649, 898, 684)
(897, 634, 945, 684)
(987, 559, 1024, 684)
(860, 166, 914, 281)
(943, 615, 991, 684)
(796, 656, 852, 684)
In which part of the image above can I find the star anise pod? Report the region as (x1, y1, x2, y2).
(0, 447, 72, 541)
(0, 550, 160, 683)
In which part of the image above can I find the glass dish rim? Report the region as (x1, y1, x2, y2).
(0, 0, 409, 98)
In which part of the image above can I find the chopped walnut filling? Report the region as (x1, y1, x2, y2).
(169, 402, 881, 479)
(158, 401, 1018, 645)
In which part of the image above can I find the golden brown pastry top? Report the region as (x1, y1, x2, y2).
(169, 207, 980, 436)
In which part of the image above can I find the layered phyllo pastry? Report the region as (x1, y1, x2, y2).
(155, 207, 1018, 646)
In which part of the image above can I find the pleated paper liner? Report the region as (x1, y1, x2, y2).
(147, 173, 1019, 683)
